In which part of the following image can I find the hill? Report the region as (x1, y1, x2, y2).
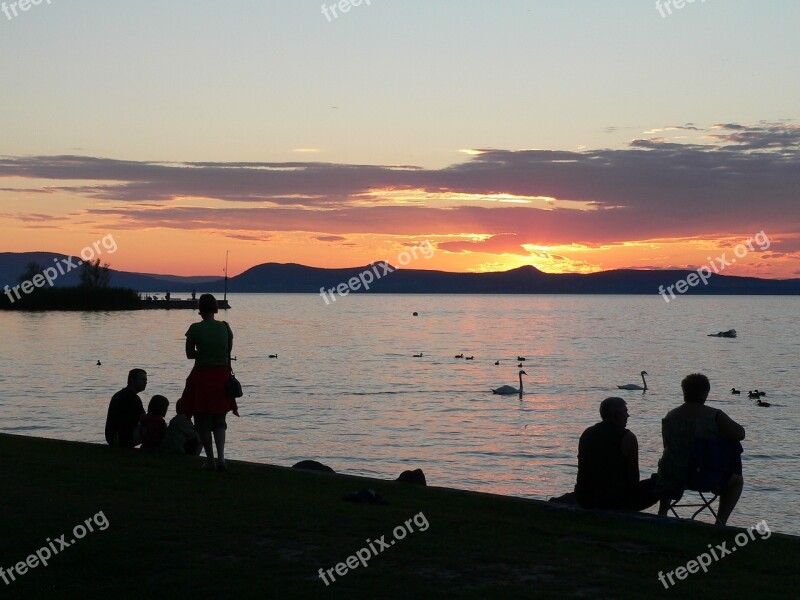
(3, 253, 799, 296)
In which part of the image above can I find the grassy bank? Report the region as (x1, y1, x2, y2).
(1, 433, 796, 599)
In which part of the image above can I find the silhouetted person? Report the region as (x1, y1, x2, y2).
(105, 369, 147, 447)
(180, 294, 238, 470)
(166, 291, 171, 301)
(162, 399, 202, 455)
(656, 373, 745, 525)
(575, 397, 658, 511)
(191, 289, 196, 301)
(140, 395, 169, 450)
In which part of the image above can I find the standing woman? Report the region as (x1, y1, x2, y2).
(180, 294, 238, 470)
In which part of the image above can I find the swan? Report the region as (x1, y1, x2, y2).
(618, 371, 648, 391)
(755, 398, 771, 407)
(731, 388, 741, 395)
(454, 354, 464, 359)
(492, 370, 527, 395)
(413, 353, 423, 357)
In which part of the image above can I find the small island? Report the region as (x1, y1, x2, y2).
(1, 259, 229, 311)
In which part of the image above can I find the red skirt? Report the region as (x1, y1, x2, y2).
(180, 365, 239, 418)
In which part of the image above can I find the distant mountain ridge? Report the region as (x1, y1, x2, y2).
(225, 262, 800, 295)
(2, 253, 799, 295)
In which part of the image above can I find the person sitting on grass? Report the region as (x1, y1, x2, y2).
(162, 399, 202, 455)
(140, 395, 169, 450)
(575, 397, 659, 511)
(105, 368, 147, 447)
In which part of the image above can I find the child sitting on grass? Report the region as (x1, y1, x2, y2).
(162, 399, 202, 455)
(139, 395, 169, 450)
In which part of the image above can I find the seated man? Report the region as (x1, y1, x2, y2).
(575, 397, 658, 511)
(656, 373, 745, 525)
(105, 369, 147, 447)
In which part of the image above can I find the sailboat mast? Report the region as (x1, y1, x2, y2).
(224, 251, 229, 303)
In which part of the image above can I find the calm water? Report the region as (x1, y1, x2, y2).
(1, 294, 797, 534)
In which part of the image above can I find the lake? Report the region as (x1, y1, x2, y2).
(1, 294, 797, 534)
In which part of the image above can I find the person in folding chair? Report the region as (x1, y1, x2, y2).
(655, 373, 746, 525)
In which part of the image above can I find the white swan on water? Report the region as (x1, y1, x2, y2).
(492, 370, 527, 395)
(618, 371, 648, 391)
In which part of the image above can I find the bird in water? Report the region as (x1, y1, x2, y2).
(517, 356, 526, 361)
(494, 361, 500, 365)
(618, 371, 648, 391)
(731, 388, 741, 395)
(454, 354, 464, 359)
(492, 370, 527, 395)
(269, 354, 278, 359)
(413, 353, 423, 357)
(755, 398, 771, 407)
(465, 356, 474, 360)
(96, 360, 102, 366)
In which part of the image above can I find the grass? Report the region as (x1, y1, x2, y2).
(0, 433, 796, 599)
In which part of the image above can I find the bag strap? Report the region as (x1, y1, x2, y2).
(223, 321, 234, 371)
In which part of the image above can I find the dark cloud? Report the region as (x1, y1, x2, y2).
(226, 233, 272, 241)
(0, 212, 70, 222)
(1, 122, 798, 248)
(438, 234, 528, 255)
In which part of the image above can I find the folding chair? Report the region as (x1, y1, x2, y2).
(662, 436, 743, 521)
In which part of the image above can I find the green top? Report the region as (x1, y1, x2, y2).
(656, 408, 720, 492)
(186, 320, 231, 367)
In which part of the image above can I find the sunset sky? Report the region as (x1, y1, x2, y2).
(1, 0, 798, 278)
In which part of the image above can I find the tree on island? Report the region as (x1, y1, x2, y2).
(80, 258, 112, 288)
(18, 261, 45, 283)
(2, 258, 139, 311)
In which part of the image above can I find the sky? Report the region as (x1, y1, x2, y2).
(1, 0, 798, 278)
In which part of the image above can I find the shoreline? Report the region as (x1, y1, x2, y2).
(2, 432, 797, 598)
